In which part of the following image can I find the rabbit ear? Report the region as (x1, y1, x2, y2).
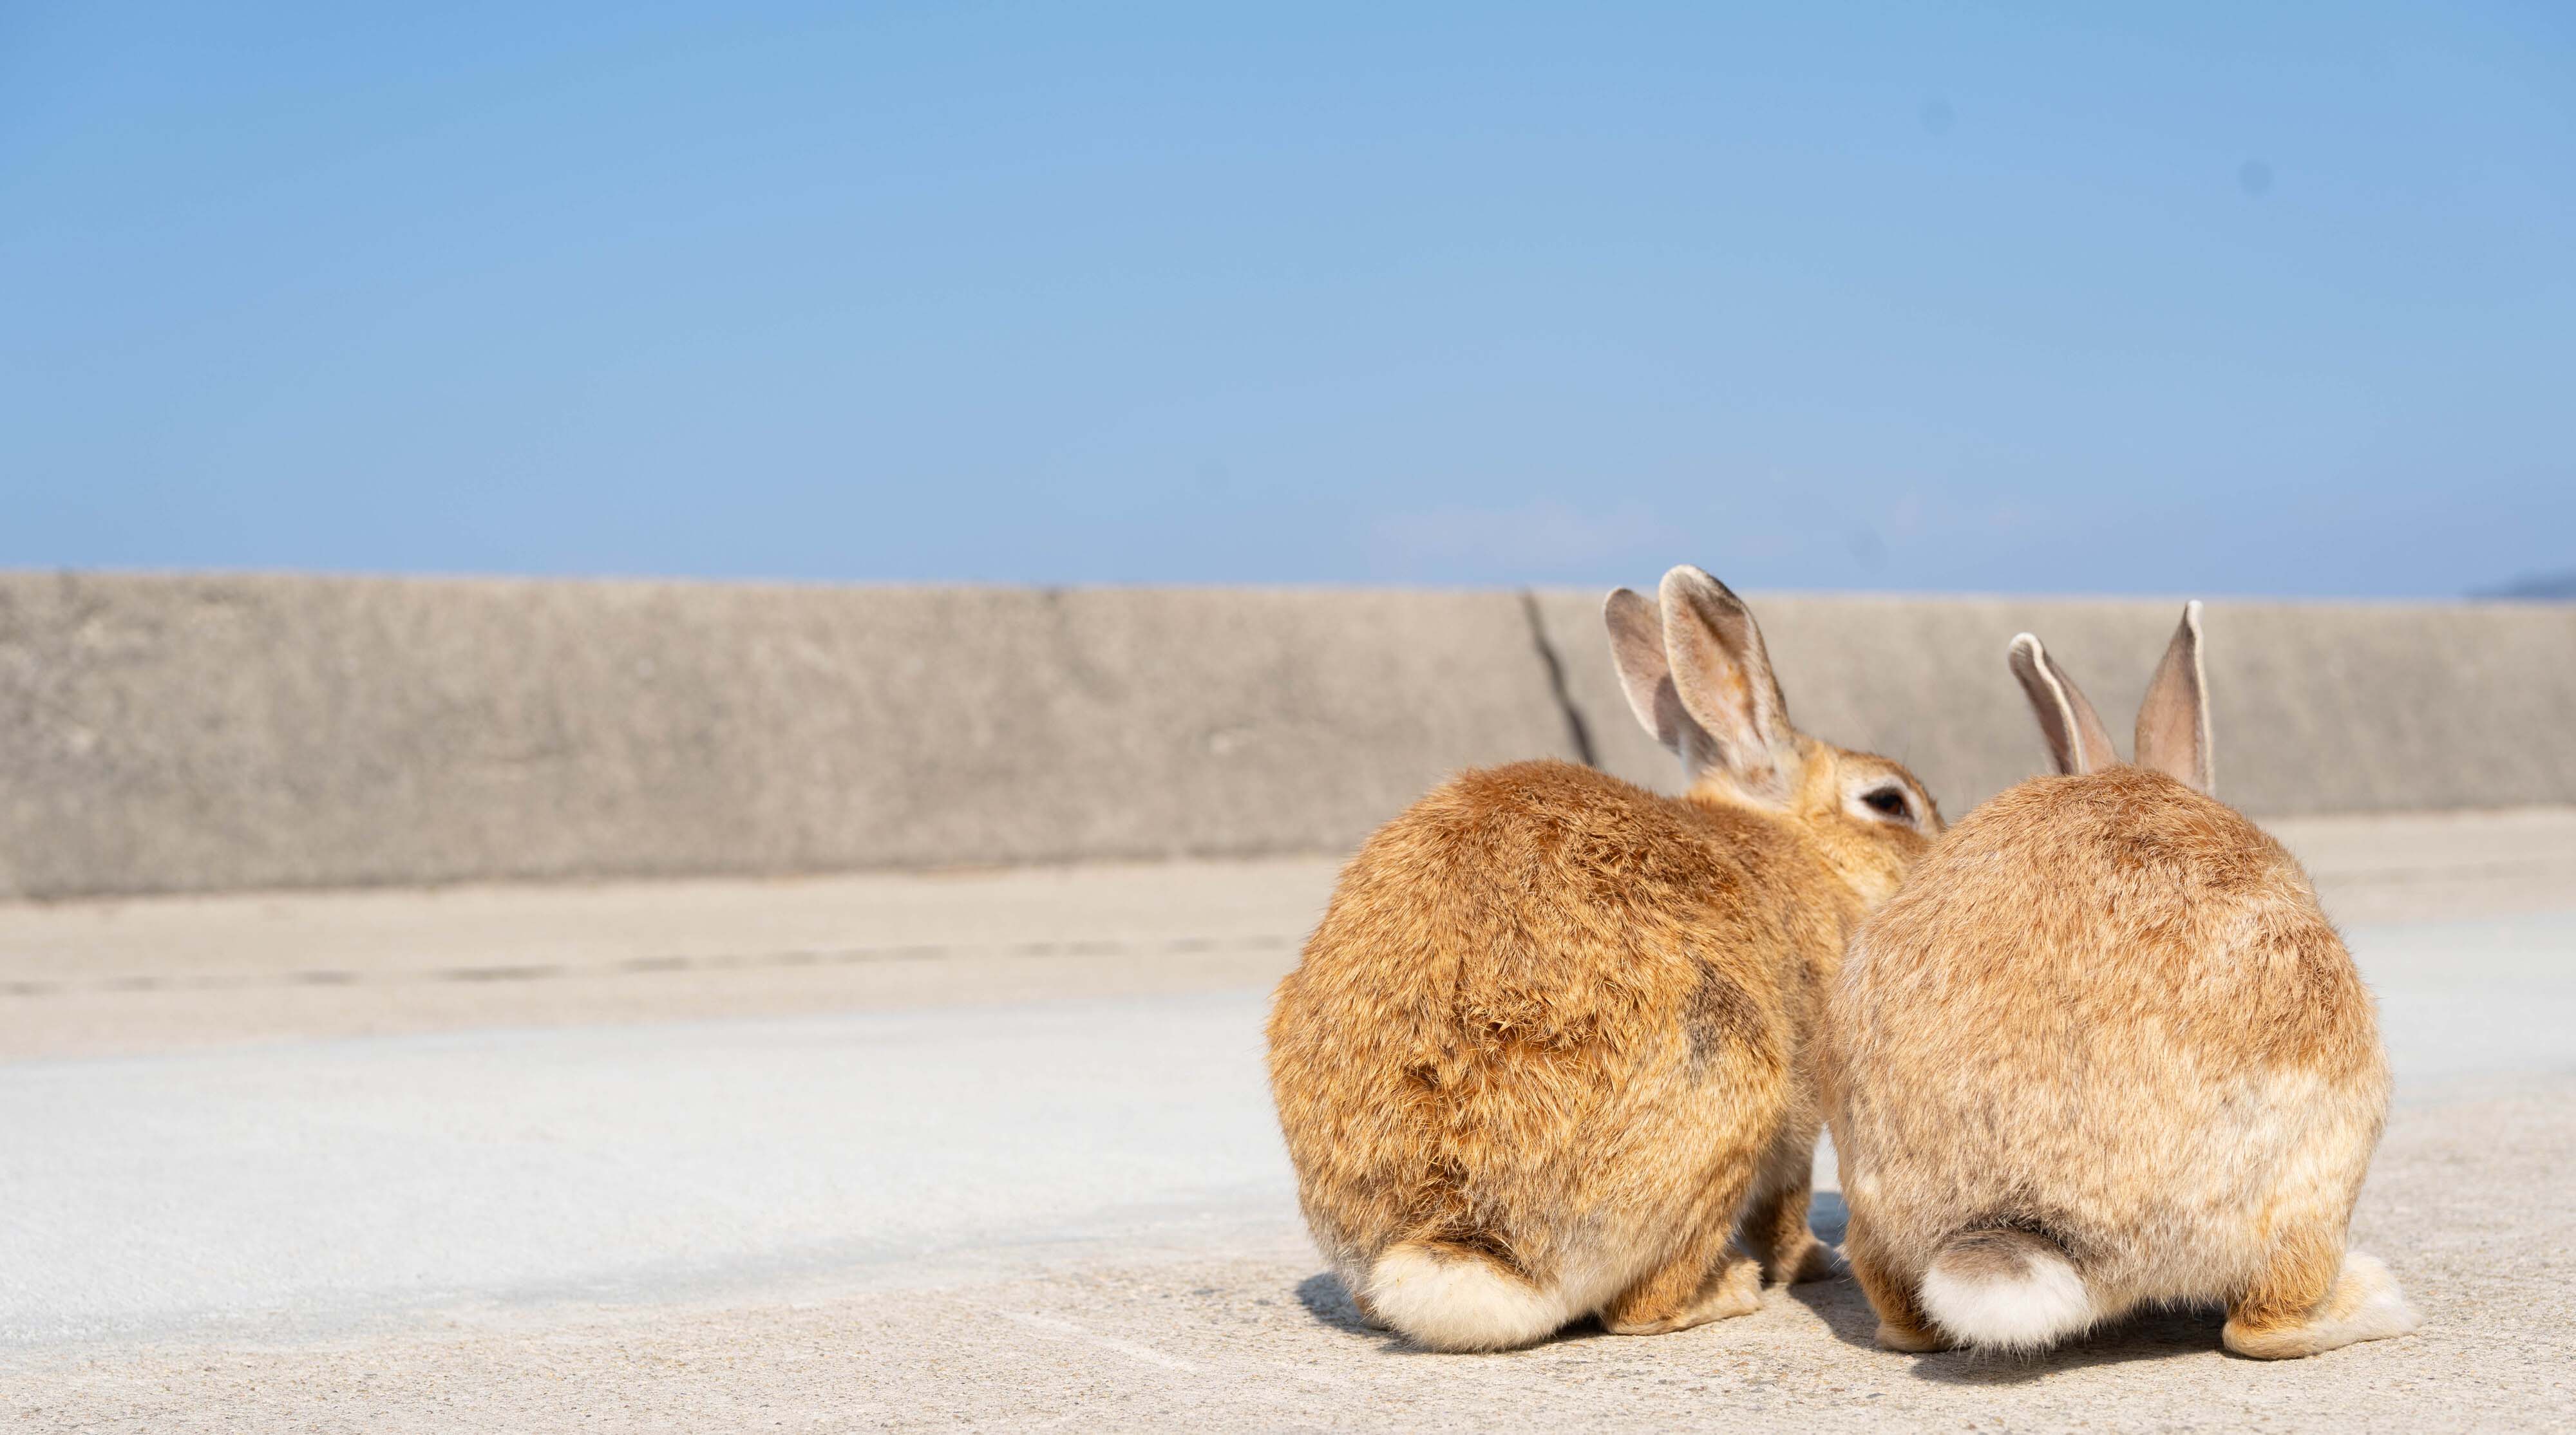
(1656, 566, 1799, 805)
(1603, 586, 1718, 767)
(2135, 601, 2214, 794)
(2009, 632, 2118, 776)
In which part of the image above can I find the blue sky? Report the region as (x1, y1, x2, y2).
(5, 3, 2570, 595)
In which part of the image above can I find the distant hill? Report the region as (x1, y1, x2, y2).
(2476, 569, 2576, 601)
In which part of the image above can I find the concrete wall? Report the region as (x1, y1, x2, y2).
(1, 571, 2568, 899)
(1537, 592, 2576, 823)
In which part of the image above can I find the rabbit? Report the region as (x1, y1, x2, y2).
(1827, 602, 2420, 1359)
(1265, 566, 1941, 1352)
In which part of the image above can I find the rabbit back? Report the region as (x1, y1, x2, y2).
(1832, 765, 2389, 1317)
(1269, 759, 1840, 1323)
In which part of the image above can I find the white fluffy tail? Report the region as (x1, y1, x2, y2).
(1918, 1228, 2098, 1352)
(1364, 1241, 1568, 1352)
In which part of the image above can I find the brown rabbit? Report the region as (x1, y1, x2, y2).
(1829, 603, 2419, 1359)
(1266, 567, 1940, 1351)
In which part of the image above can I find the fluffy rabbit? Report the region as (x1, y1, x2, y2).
(1267, 567, 1940, 1351)
(1829, 603, 2418, 1358)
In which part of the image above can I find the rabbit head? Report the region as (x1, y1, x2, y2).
(1604, 565, 1940, 908)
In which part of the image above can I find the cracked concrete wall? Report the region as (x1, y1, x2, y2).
(0, 574, 1571, 899)
(1, 572, 2568, 898)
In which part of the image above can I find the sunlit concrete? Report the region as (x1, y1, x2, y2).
(3, 811, 2570, 1430)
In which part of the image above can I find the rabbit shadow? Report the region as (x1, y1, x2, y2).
(1293, 1270, 1392, 1342)
(1289, 1192, 2224, 1379)
(1794, 1279, 2226, 1381)
(1289, 1192, 1859, 1349)
(1292, 1269, 1620, 1350)
(1790, 1194, 2230, 1385)
(1899, 1304, 2230, 1385)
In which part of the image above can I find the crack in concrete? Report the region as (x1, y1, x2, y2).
(1518, 591, 1596, 769)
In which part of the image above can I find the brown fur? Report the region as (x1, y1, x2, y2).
(1940, 1228, 2051, 1282)
(1829, 609, 2417, 1359)
(1267, 568, 1938, 1351)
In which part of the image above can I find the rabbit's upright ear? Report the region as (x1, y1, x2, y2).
(1604, 586, 1716, 771)
(2134, 601, 2213, 794)
(1654, 567, 1799, 805)
(2009, 632, 2117, 776)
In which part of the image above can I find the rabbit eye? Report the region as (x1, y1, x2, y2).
(1861, 786, 1911, 819)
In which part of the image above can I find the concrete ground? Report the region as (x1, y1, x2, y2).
(3, 809, 2573, 1431)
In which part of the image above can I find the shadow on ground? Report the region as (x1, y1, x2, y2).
(1799, 1186, 2239, 1382)
(1293, 1270, 1386, 1340)
(1291, 1188, 2230, 1384)
(1286, 1193, 1866, 1352)
(1789, 1269, 2230, 1385)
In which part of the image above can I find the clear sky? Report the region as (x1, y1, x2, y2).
(5, 3, 2570, 596)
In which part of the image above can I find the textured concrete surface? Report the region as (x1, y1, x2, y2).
(4, 807, 2570, 1056)
(1, 812, 2571, 1431)
(0, 941, 2569, 1430)
(0, 573, 1575, 899)
(6, 571, 2573, 898)
(0, 858, 1344, 1060)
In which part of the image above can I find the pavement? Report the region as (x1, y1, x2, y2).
(3, 807, 2573, 1432)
